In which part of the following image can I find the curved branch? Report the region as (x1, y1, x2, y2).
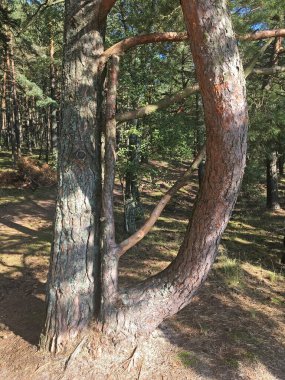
(117, 145, 206, 257)
(99, 0, 118, 24)
(102, 28, 285, 61)
(103, 32, 188, 59)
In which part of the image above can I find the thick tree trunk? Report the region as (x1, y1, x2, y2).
(266, 152, 280, 210)
(40, 0, 105, 353)
(102, 0, 248, 337)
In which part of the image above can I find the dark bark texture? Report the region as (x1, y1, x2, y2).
(266, 152, 280, 210)
(41, 0, 105, 353)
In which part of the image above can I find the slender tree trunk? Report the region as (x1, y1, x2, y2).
(100, 55, 120, 324)
(5, 47, 16, 162)
(40, 0, 105, 353)
(49, 35, 58, 157)
(1, 55, 7, 150)
(124, 131, 142, 234)
(101, 0, 248, 337)
(9, 34, 21, 158)
(266, 152, 280, 210)
(195, 93, 205, 187)
(278, 155, 284, 176)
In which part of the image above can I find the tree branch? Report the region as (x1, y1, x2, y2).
(103, 32, 188, 59)
(117, 145, 206, 257)
(253, 65, 285, 75)
(20, 0, 63, 33)
(116, 38, 275, 124)
(239, 28, 285, 41)
(99, 0, 117, 24)
(102, 29, 285, 61)
(116, 84, 199, 123)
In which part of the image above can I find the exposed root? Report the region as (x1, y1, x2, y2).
(64, 336, 88, 371)
(122, 346, 139, 371)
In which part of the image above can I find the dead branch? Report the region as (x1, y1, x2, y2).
(117, 145, 206, 257)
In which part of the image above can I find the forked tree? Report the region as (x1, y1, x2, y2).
(40, 0, 248, 353)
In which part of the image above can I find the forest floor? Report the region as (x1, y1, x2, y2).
(0, 151, 284, 380)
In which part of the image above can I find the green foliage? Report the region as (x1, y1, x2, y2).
(177, 351, 198, 368)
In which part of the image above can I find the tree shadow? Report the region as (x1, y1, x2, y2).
(160, 268, 285, 379)
(0, 189, 54, 345)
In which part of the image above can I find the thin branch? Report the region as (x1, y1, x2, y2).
(99, 0, 118, 24)
(20, 0, 64, 33)
(116, 84, 199, 123)
(239, 28, 285, 41)
(117, 145, 206, 257)
(244, 38, 274, 78)
(253, 66, 285, 75)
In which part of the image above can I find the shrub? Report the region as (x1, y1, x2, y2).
(16, 157, 56, 188)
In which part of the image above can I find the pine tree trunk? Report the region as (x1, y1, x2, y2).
(101, 0, 248, 337)
(5, 45, 16, 161)
(49, 35, 58, 157)
(267, 152, 280, 210)
(124, 132, 142, 234)
(40, 0, 105, 353)
(1, 54, 7, 150)
(278, 155, 284, 176)
(9, 34, 21, 158)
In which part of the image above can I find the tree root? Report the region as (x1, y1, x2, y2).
(64, 336, 88, 371)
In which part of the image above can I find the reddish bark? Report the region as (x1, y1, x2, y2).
(102, 29, 285, 62)
(239, 28, 285, 41)
(98, 0, 117, 23)
(101, 0, 248, 337)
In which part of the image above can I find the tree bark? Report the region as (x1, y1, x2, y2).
(278, 155, 284, 176)
(266, 152, 280, 210)
(8, 34, 21, 158)
(1, 53, 7, 149)
(102, 0, 248, 337)
(49, 34, 58, 156)
(40, 0, 106, 353)
(100, 55, 120, 323)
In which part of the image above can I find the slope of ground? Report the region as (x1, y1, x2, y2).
(0, 152, 284, 380)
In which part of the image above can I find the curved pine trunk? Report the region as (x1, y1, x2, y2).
(102, 0, 248, 336)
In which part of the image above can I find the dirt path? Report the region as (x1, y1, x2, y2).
(0, 174, 285, 379)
